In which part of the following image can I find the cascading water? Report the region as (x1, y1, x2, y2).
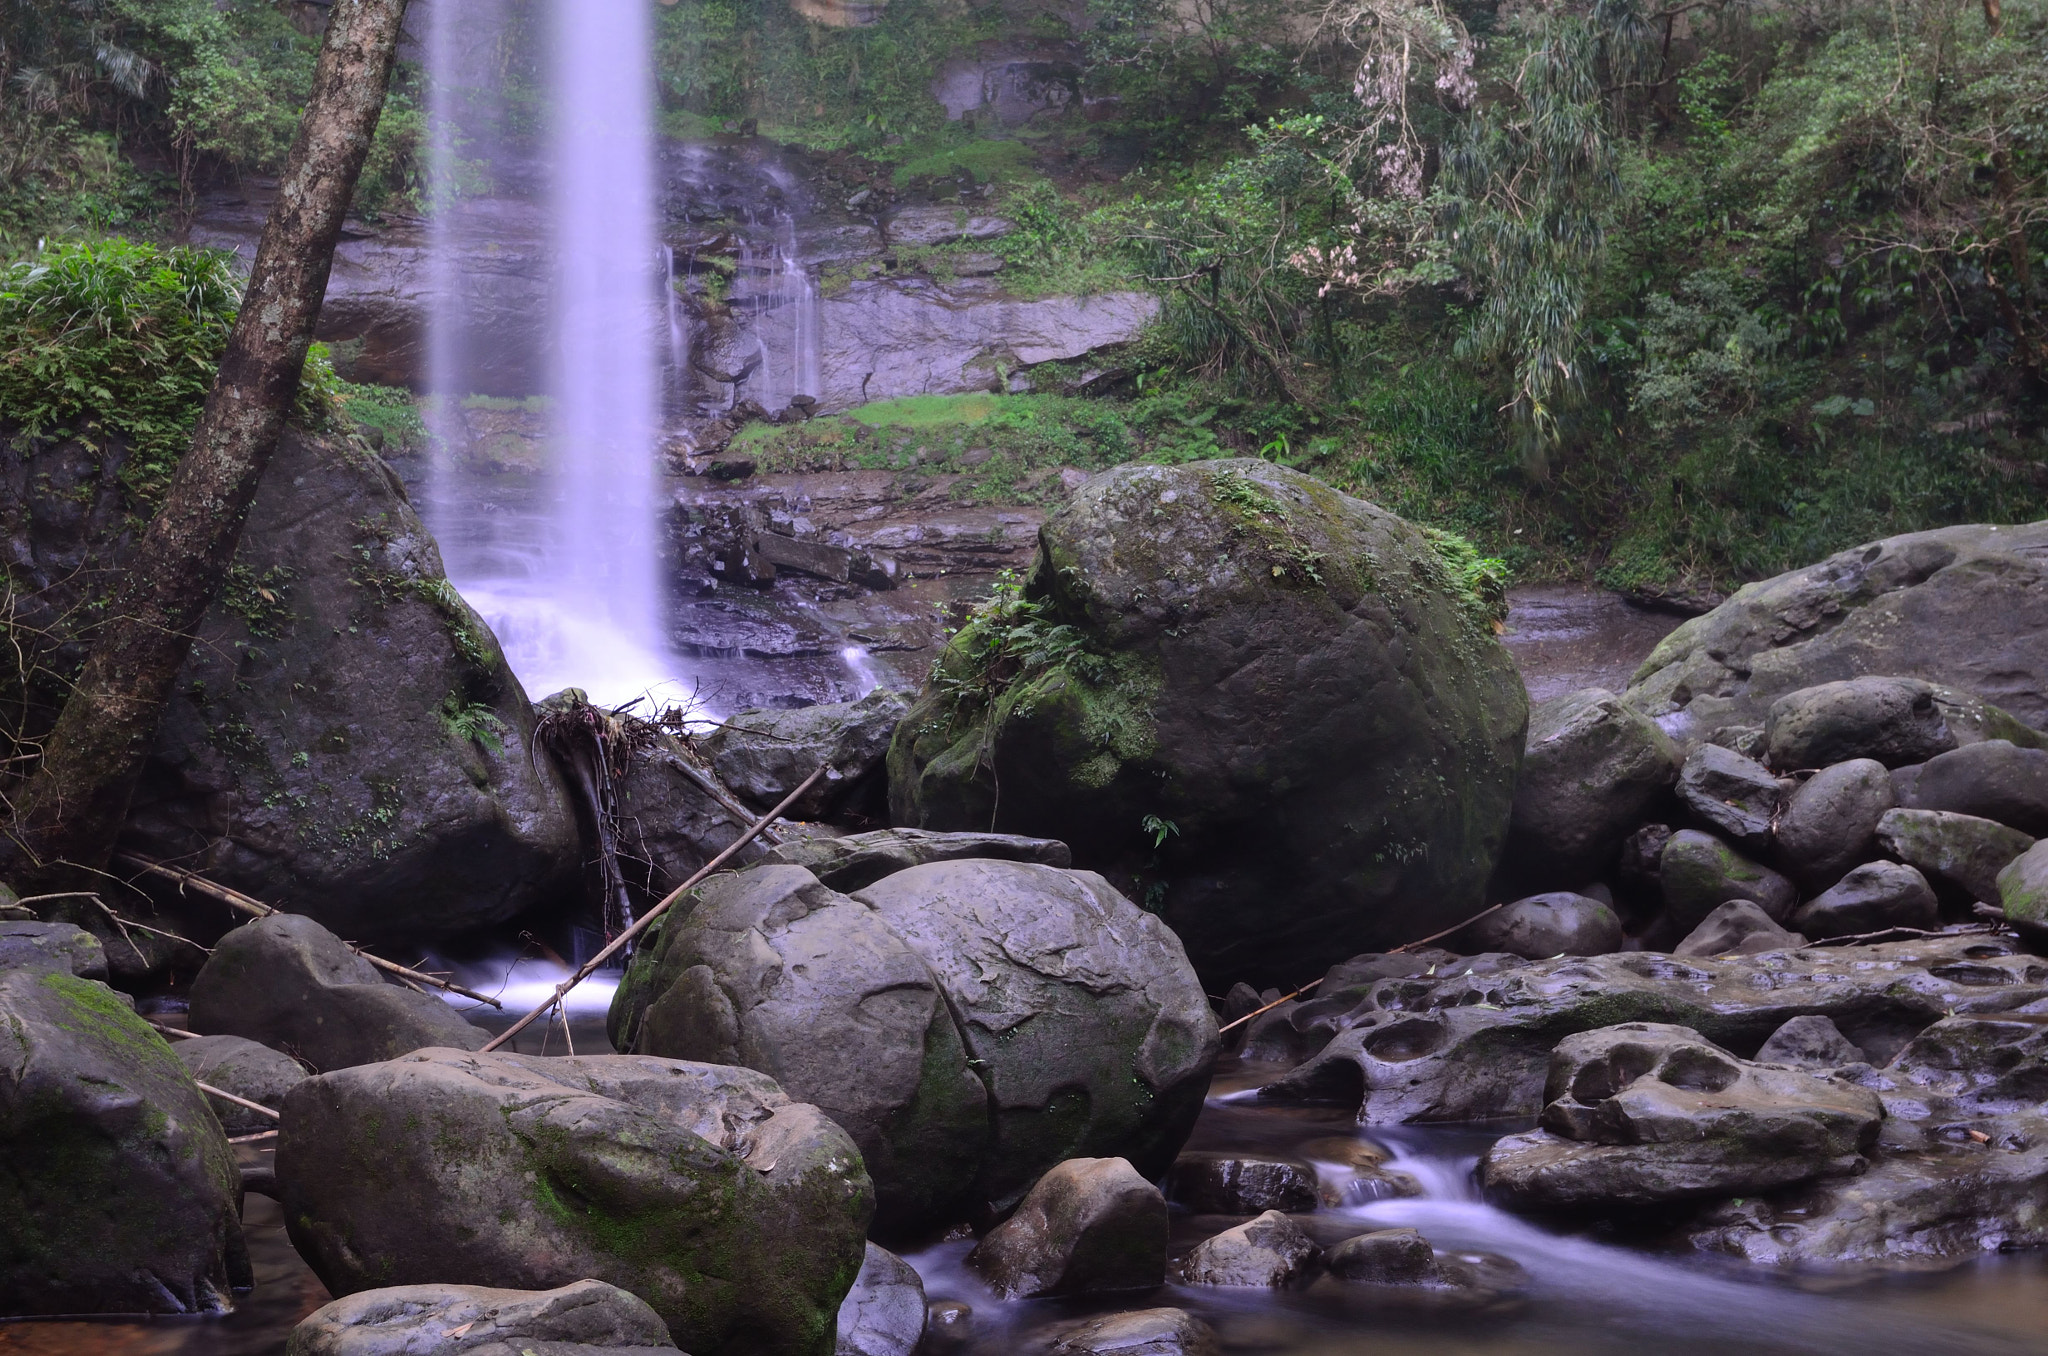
(425, 0, 683, 708)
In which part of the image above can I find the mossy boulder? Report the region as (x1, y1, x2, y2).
(1, 426, 577, 965)
(885, 460, 1527, 985)
(0, 966, 246, 1315)
(277, 1049, 873, 1356)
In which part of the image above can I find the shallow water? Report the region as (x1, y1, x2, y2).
(11, 1043, 2048, 1354)
(1500, 585, 1686, 704)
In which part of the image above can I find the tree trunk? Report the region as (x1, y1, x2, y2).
(1, 0, 410, 892)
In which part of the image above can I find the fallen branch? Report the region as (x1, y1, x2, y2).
(1808, 922, 1998, 947)
(113, 854, 502, 1007)
(228, 1129, 280, 1145)
(147, 1020, 202, 1040)
(1218, 901, 1509, 1036)
(195, 1080, 281, 1121)
(92, 897, 211, 954)
(480, 762, 829, 1054)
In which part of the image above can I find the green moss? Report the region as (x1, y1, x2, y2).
(221, 563, 297, 640)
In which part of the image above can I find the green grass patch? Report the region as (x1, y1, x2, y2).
(888, 138, 1036, 187)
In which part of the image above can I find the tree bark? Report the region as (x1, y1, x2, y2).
(1, 0, 410, 891)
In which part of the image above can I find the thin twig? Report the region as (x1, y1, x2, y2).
(147, 1019, 202, 1040)
(112, 855, 503, 1007)
(1217, 901, 1510, 1035)
(195, 1080, 281, 1120)
(1808, 922, 1997, 947)
(228, 1129, 280, 1145)
(94, 899, 210, 953)
(480, 762, 830, 1054)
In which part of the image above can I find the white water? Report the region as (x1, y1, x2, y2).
(424, 0, 689, 709)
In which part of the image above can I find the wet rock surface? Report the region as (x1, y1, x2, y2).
(1900, 740, 2048, 835)
(284, 1279, 679, 1356)
(1180, 1210, 1321, 1287)
(1659, 830, 1799, 931)
(1481, 1023, 1883, 1207)
(188, 914, 487, 1072)
(1039, 1307, 1218, 1356)
(1167, 1154, 1322, 1215)
(702, 686, 910, 818)
(0, 920, 108, 979)
(278, 1049, 872, 1356)
(1765, 677, 1984, 769)
(1258, 933, 2048, 1123)
(968, 1157, 1167, 1299)
(0, 964, 246, 1316)
(1676, 745, 1784, 853)
(890, 459, 1528, 986)
(1877, 808, 2034, 906)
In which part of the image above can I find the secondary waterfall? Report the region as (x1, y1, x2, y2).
(425, 0, 682, 708)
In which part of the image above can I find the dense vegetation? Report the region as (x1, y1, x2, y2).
(3, 0, 2043, 596)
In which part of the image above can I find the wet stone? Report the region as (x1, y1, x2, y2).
(1167, 1153, 1320, 1215)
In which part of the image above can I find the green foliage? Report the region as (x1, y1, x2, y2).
(0, 237, 235, 503)
(1141, 813, 1179, 848)
(1419, 526, 1510, 626)
(440, 693, 508, 754)
(221, 564, 295, 639)
(938, 570, 1102, 711)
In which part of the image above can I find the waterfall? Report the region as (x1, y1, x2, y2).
(424, 0, 684, 709)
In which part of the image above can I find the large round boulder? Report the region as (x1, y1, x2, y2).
(853, 860, 1218, 1215)
(1625, 522, 2048, 743)
(607, 865, 989, 1235)
(277, 1049, 872, 1356)
(0, 964, 246, 1315)
(4, 427, 579, 960)
(614, 859, 1218, 1229)
(886, 460, 1527, 984)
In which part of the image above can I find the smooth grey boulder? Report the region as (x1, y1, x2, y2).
(763, 826, 1071, 892)
(1166, 1154, 1320, 1215)
(1480, 1023, 1882, 1207)
(1876, 808, 2033, 905)
(1504, 688, 1681, 883)
(1043, 1308, 1218, 1356)
(1259, 933, 2048, 1123)
(278, 1050, 872, 1356)
(1180, 1210, 1320, 1287)
(1673, 901, 1804, 958)
(285, 1279, 678, 1356)
(1898, 740, 2048, 834)
(836, 1243, 926, 1356)
(1773, 759, 1894, 891)
(174, 1034, 308, 1135)
(967, 1157, 1166, 1299)
(853, 860, 1217, 1213)
(0, 920, 107, 978)
(1676, 744, 1783, 853)
(1791, 861, 1939, 939)
(888, 459, 1528, 986)
(1623, 522, 2048, 739)
(608, 865, 986, 1235)
(1455, 893, 1623, 959)
(1324, 1228, 1439, 1284)
(188, 914, 486, 1072)
(1997, 839, 2048, 931)
(0, 965, 246, 1315)
(1660, 830, 1798, 929)
(704, 687, 911, 820)
(1765, 677, 1976, 769)
(1756, 1015, 1864, 1069)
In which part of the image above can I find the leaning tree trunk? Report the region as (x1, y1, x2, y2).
(0, 0, 410, 892)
